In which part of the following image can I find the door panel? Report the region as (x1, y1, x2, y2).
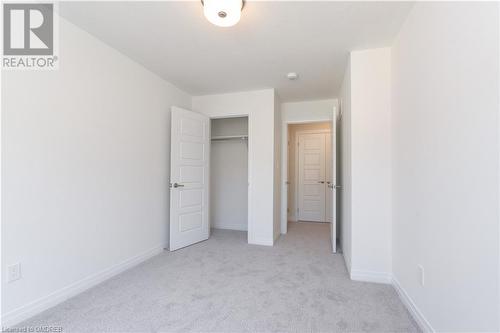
(179, 212, 203, 232)
(179, 166, 204, 183)
(179, 190, 203, 208)
(180, 142, 204, 160)
(298, 133, 326, 222)
(170, 106, 210, 251)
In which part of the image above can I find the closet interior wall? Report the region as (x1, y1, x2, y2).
(210, 117, 249, 231)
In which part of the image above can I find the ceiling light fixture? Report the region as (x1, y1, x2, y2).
(202, 0, 244, 27)
(287, 72, 299, 80)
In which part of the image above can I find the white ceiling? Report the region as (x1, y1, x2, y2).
(59, 1, 413, 102)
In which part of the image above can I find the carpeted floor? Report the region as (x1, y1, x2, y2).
(19, 222, 420, 332)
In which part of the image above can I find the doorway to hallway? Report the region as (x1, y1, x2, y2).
(282, 108, 339, 254)
(287, 122, 332, 224)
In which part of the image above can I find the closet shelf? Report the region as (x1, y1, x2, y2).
(211, 135, 248, 141)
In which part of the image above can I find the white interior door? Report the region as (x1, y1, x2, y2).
(298, 133, 326, 222)
(169, 106, 210, 251)
(326, 132, 333, 223)
(329, 109, 338, 253)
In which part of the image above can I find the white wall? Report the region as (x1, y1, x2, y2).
(192, 89, 277, 246)
(273, 95, 281, 241)
(339, 61, 352, 271)
(210, 118, 248, 231)
(339, 50, 392, 280)
(280, 99, 336, 233)
(391, 2, 500, 331)
(1, 17, 191, 325)
(281, 99, 336, 123)
(349, 48, 392, 281)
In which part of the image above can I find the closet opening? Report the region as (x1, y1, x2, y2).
(210, 116, 249, 239)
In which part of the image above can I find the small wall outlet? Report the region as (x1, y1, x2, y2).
(7, 263, 21, 283)
(417, 265, 425, 286)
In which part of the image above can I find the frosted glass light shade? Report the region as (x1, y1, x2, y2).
(203, 0, 243, 27)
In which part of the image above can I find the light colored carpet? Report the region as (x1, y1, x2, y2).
(19, 222, 419, 332)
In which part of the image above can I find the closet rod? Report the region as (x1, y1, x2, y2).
(211, 135, 248, 141)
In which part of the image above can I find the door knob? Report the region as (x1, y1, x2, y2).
(170, 182, 185, 188)
(318, 181, 325, 184)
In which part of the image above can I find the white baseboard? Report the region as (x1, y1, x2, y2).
(343, 253, 352, 274)
(392, 277, 434, 333)
(248, 237, 274, 246)
(2, 246, 163, 327)
(212, 224, 248, 231)
(347, 269, 433, 332)
(350, 269, 392, 284)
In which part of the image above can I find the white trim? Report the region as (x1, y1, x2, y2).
(246, 114, 253, 245)
(273, 231, 280, 243)
(343, 252, 352, 275)
(497, 5, 500, 329)
(348, 271, 434, 332)
(350, 269, 392, 284)
(248, 237, 274, 246)
(392, 277, 435, 333)
(294, 129, 331, 134)
(1, 246, 163, 327)
(212, 224, 247, 231)
(281, 122, 289, 230)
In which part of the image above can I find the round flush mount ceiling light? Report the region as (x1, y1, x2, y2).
(202, 0, 244, 27)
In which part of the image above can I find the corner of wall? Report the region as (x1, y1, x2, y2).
(391, 276, 435, 333)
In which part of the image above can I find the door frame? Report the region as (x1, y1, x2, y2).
(281, 118, 332, 235)
(295, 129, 331, 223)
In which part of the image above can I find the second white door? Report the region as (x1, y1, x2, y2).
(326, 132, 333, 223)
(298, 133, 327, 222)
(169, 106, 210, 251)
